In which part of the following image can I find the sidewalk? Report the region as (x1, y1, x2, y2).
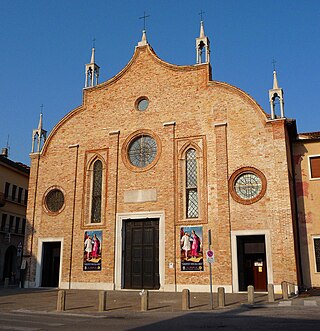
(0, 288, 288, 315)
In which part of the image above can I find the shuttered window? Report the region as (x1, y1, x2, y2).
(310, 156, 320, 179)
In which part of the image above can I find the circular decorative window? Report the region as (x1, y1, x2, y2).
(229, 167, 267, 205)
(128, 135, 157, 167)
(136, 97, 149, 111)
(122, 130, 161, 172)
(44, 188, 65, 213)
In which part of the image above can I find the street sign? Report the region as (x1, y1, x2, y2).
(206, 250, 214, 264)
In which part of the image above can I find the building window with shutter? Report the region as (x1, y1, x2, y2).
(186, 148, 199, 218)
(309, 155, 320, 180)
(12, 185, 17, 201)
(4, 182, 10, 198)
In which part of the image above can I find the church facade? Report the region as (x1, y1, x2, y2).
(24, 23, 318, 293)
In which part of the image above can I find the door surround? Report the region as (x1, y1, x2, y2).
(36, 237, 64, 287)
(231, 230, 273, 292)
(115, 211, 165, 290)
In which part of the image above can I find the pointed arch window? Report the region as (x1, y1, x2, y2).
(186, 148, 199, 218)
(91, 159, 103, 223)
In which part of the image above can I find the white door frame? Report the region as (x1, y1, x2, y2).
(115, 211, 165, 290)
(36, 237, 64, 287)
(231, 230, 273, 292)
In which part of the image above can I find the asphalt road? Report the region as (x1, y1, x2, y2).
(1, 305, 320, 330)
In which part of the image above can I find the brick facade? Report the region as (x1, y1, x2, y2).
(24, 43, 299, 292)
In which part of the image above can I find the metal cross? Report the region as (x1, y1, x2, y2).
(199, 10, 205, 21)
(40, 104, 44, 115)
(139, 11, 150, 31)
(272, 59, 277, 71)
(93, 38, 96, 48)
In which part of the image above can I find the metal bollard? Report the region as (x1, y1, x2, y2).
(281, 281, 288, 300)
(247, 285, 254, 305)
(98, 290, 107, 312)
(57, 290, 66, 311)
(140, 290, 149, 311)
(218, 287, 225, 308)
(268, 284, 275, 302)
(4, 278, 9, 288)
(182, 289, 190, 310)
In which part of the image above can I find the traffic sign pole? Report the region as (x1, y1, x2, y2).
(208, 230, 213, 309)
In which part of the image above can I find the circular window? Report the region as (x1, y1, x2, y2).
(136, 97, 149, 111)
(45, 188, 65, 213)
(128, 135, 157, 168)
(234, 173, 262, 200)
(229, 167, 266, 205)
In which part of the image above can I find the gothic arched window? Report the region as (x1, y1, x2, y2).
(186, 148, 199, 218)
(91, 160, 103, 223)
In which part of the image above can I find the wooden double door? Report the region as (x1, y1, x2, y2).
(123, 219, 160, 289)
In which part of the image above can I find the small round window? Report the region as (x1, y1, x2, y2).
(136, 97, 149, 111)
(45, 188, 65, 213)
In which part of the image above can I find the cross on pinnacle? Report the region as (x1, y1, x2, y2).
(139, 11, 150, 31)
(40, 104, 44, 115)
(199, 10, 205, 21)
(93, 38, 96, 48)
(272, 59, 277, 71)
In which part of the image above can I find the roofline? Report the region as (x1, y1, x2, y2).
(0, 155, 30, 175)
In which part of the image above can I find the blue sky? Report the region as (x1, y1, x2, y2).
(1, 0, 319, 165)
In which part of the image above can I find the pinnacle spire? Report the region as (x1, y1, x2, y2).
(90, 47, 95, 64)
(200, 20, 205, 38)
(196, 18, 210, 64)
(38, 112, 43, 131)
(273, 70, 279, 89)
(269, 66, 284, 119)
(31, 111, 47, 153)
(85, 45, 100, 88)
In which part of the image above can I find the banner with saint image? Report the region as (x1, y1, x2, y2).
(180, 226, 203, 271)
(83, 230, 102, 271)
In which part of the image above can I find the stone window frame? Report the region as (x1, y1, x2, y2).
(229, 167, 267, 205)
(42, 185, 66, 216)
(83, 152, 107, 227)
(176, 137, 207, 224)
(121, 129, 162, 173)
(308, 155, 320, 180)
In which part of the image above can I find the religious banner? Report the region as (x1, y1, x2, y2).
(180, 226, 204, 271)
(83, 230, 102, 271)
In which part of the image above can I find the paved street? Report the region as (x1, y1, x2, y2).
(0, 288, 319, 330)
